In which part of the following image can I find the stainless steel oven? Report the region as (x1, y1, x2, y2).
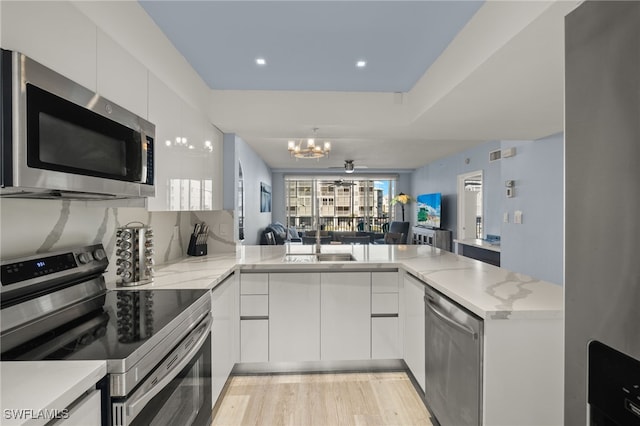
(1, 245, 211, 426)
(0, 49, 155, 199)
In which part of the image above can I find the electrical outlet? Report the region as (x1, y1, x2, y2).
(173, 225, 180, 240)
(504, 212, 509, 223)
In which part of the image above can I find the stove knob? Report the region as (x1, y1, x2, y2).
(78, 252, 91, 264)
(93, 248, 106, 261)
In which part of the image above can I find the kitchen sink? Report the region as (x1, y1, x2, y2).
(316, 253, 356, 262)
(282, 253, 356, 263)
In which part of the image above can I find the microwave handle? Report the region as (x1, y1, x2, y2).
(139, 131, 148, 184)
(118, 314, 212, 423)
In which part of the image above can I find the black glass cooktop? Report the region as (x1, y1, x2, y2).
(2, 288, 208, 362)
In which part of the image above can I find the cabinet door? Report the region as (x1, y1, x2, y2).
(2, 1, 97, 91)
(56, 389, 101, 426)
(147, 73, 181, 211)
(211, 274, 239, 405)
(403, 274, 426, 391)
(321, 272, 371, 361)
(269, 273, 320, 362)
(372, 317, 400, 359)
(240, 319, 268, 363)
(97, 30, 148, 118)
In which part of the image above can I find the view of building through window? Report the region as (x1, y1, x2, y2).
(285, 177, 397, 233)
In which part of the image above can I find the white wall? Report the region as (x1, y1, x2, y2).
(223, 134, 272, 245)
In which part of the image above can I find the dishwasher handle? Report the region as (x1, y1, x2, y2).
(425, 295, 478, 340)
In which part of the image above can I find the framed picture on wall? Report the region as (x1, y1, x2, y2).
(260, 182, 272, 212)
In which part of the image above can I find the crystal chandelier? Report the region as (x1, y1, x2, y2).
(288, 128, 331, 159)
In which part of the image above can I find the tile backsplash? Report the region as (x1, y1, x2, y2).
(0, 199, 235, 284)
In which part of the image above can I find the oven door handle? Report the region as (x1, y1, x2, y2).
(121, 314, 212, 423)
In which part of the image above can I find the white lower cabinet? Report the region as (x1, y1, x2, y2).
(56, 389, 101, 426)
(269, 273, 321, 362)
(240, 319, 269, 363)
(211, 273, 239, 406)
(239, 273, 269, 363)
(321, 272, 371, 361)
(371, 317, 400, 359)
(403, 273, 426, 391)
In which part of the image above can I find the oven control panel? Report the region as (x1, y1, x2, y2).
(1, 244, 108, 287)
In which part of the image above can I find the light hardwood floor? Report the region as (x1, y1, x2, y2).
(211, 372, 433, 426)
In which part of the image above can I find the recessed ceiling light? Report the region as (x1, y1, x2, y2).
(256, 58, 266, 66)
(356, 60, 367, 68)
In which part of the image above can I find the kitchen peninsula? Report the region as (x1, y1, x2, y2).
(137, 244, 563, 426)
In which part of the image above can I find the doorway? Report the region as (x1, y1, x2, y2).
(457, 171, 483, 240)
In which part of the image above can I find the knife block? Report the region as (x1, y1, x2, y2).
(187, 234, 207, 256)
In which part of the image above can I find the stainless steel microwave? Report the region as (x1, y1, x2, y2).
(1, 49, 155, 199)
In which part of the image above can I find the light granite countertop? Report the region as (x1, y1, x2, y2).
(117, 244, 563, 321)
(0, 361, 106, 426)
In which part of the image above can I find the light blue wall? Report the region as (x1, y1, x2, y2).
(411, 135, 564, 285)
(222, 133, 272, 244)
(411, 141, 502, 236)
(499, 133, 564, 285)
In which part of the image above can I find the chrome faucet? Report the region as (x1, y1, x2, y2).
(315, 229, 322, 254)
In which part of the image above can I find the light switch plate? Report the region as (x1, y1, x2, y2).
(514, 210, 523, 224)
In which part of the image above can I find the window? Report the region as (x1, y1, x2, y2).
(285, 176, 397, 232)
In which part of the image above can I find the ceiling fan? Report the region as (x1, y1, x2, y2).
(329, 178, 356, 188)
(328, 160, 368, 174)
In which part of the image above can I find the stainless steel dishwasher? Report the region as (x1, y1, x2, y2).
(425, 286, 483, 426)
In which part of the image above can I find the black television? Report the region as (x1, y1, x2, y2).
(416, 193, 442, 229)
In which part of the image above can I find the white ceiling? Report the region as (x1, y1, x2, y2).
(139, 1, 576, 172)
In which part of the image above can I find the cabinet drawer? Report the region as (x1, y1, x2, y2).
(240, 295, 268, 317)
(240, 274, 269, 295)
(372, 293, 398, 315)
(372, 272, 399, 293)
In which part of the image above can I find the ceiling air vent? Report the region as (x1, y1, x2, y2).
(489, 150, 502, 162)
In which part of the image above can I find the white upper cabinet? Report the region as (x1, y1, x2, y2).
(96, 30, 148, 118)
(1, 1, 97, 91)
(146, 73, 222, 211)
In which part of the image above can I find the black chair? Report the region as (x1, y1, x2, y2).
(388, 221, 410, 243)
(384, 232, 405, 244)
(375, 221, 410, 244)
(341, 236, 371, 245)
(302, 236, 331, 245)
